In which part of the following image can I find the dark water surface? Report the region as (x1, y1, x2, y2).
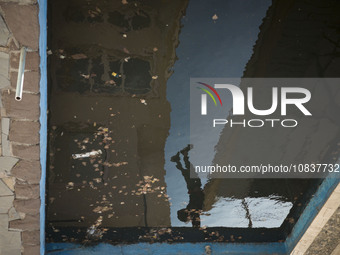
(46, 0, 340, 245)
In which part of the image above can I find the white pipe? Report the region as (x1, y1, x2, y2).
(15, 47, 27, 101)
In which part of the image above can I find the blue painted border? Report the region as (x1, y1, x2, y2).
(38, 0, 47, 254)
(46, 242, 287, 255)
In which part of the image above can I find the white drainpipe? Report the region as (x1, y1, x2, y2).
(15, 47, 27, 101)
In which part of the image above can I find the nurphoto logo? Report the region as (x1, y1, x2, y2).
(196, 82, 312, 128)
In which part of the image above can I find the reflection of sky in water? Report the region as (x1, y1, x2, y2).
(164, 0, 273, 226)
(189, 77, 241, 171)
(201, 196, 292, 228)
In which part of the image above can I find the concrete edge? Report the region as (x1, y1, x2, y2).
(290, 182, 340, 255)
(285, 172, 340, 254)
(331, 242, 340, 255)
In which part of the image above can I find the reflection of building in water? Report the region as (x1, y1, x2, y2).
(203, 0, 340, 226)
(47, 0, 188, 230)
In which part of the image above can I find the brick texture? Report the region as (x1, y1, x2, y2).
(12, 144, 39, 160)
(9, 121, 40, 144)
(0, 3, 39, 50)
(2, 91, 40, 120)
(11, 160, 40, 184)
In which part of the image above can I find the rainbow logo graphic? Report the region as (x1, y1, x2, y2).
(197, 82, 223, 115)
(197, 82, 223, 106)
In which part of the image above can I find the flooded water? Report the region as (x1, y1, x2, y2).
(46, 0, 340, 246)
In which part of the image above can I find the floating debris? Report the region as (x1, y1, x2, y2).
(111, 72, 120, 78)
(140, 99, 147, 105)
(88, 8, 101, 18)
(152, 75, 158, 80)
(105, 80, 116, 85)
(112, 162, 128, 167)
(86, 225, 105, 240)
(122, 0, 128, 4)
(71, 53, 87, 60)
(212, 14, 218, 21)
(93, 178, 101, 183)
(80, 73, 90, 79)
(72, 150, 103, 159)
(205, 245, 212, 255)
(66, 182, 74, 190)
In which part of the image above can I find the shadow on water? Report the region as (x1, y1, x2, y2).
(46, 0, 340, 247)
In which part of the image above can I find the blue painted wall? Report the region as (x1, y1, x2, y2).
(38, 0, 47, 254)
(46, 242, 287, 255)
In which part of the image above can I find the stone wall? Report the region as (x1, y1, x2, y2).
(0, 0, 40, 254)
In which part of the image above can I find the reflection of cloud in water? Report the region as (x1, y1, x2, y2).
(200, 196, 292, 228)
(201, 198, 247, 227)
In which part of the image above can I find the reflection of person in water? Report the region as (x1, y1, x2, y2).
(171, 144, 204, 227)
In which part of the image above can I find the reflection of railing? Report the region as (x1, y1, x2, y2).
(15, 47, 26, 101)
